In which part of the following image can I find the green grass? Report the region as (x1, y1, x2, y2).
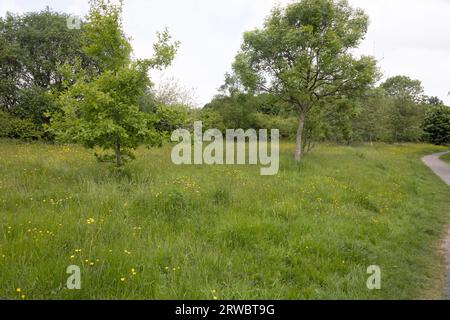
(441, 152, 450, 164)
(1, 139, 450, 300)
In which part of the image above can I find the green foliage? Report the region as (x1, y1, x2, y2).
(352, 88, 392, 143)
(235, 0, 378, 101)
(251, 113, 298, 139)
(426, 96, 444, 106)
(196, 108, 226, 132)
(422, 105, 450, 145)
(204, 94, 257, 129)
(48, 0, 179, 166)
(205, 73, 437, 146)
(387, 99, 426, 142)
(320, 98, 360, 144)
(0, 110, 42, 140)
(200, 92, 297, 138)
(154, 104, 190, 133)
(82, 0, 131, 71)
(379, 76, 427, 142)
(381, 75, 424, 103)
(138, 88, 191, 135)
(0, 9, 94, 135)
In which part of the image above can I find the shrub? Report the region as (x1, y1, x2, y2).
(0, 110, 42, 140)
(422, 105, 450, 145)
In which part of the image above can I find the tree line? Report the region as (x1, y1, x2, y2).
(1, 0, 449, 166)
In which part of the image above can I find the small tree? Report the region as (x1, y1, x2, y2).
(381, 76, 426, 142)
(381, 75, 424, 103)
(48, 0, 179, 167)
(232, 0, 378, 162)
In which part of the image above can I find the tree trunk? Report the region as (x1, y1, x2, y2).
(115, 142, 122, 167)
(295, 110, 306, 163)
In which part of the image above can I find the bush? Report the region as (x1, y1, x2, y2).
(0, 110, 42, 140)
(422, 105, 450, 145)
(197, 108, 226, 132)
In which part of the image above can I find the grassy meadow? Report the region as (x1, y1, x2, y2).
(1, 139, 450, 299)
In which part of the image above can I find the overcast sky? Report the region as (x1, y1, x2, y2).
(2, 0, 450, 106)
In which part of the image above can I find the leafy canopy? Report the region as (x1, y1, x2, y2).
(381, 75, 424, 103)
(0, 9, 93, 135)
(233, 0, 378, 111)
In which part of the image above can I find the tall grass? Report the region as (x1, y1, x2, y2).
(1, 139, 449, 299)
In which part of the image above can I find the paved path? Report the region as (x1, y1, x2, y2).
(422, 151, 450, 186)
(422, 150, 450, 299)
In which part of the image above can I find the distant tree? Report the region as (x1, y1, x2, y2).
(425, 96, 443, 106)
(381, 75, 424, 103)
(422, 105, 450, 145)
(231, 0, 378, 162)
(137, 77, 195, 136)
(204, 93, 257, 129)
(151, 76, 198, 108)
(48, 0, 179, 167)
(196, 108, 226, 132)
(0, 9, 94, 129)
(381, 76, 426, 142)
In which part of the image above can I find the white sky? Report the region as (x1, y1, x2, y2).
(2, 0, 450, 106)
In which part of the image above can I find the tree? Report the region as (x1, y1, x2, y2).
(381, 76, 426, 142)
(204, 94, 258, 129)
(231, 0, 378, 162)
(0, 9, 94, 120)
(48, 0, 179, 167)
(151, 76, 198, 108)
(422, 105, 450, 145)
(381, 75, 424, 103)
